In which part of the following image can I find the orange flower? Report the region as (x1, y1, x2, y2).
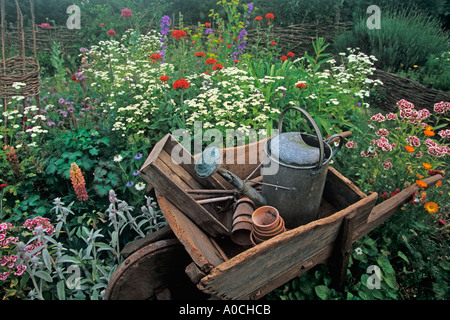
(212, 63, 223, 70)
(254, 16, 263, 21)
(405, 145, 415, 152)
(424, 130, 435, 137)
(70, 162, 88, 201)
(423, 162, 432, 170)
(436, 180, 442, 187)
(424, 201, 439, 214)
(416, 180, 428, 188)
(416, 174, 424, 179)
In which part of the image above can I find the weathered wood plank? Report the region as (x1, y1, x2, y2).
(197, 192, 378, 299)
(157, 193, 226, 273)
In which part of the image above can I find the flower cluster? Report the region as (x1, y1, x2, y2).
(70, 162, 89, 201)
(121, 8, 132, 18)
(171, 30, 187, 40)
(172, 79, 190, 89)
(23, 216, 55, 235)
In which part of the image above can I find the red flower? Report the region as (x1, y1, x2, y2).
(171, 30, 187, 39)
(265, 13, 274, 19)
(150, 53, 162, 62)
(280, 55, 287, 61)
(287, 52, 295, 57)
(173, 79, 190, 89)
(270, 41, 276, 46)
(213, 64, 224, 70)
(71, 74, 77, 81)
(100, 23, 105, 27)
(206, 58, 217, 65)
(107, 29, 116, 36)
(295, 82, 307, 89)
(159, 75, 170, 82)
(227, 44, 232, 49)
(254, 16, 263, 21)
(121, 8, 133, 17)
(195, 52, 206, 58)
(205, 22, 211, 27)
(0, 183, 7, 190)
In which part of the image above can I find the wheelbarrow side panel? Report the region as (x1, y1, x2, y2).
(197, 192, 378, 300)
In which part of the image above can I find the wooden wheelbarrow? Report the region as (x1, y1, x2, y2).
(105, 133, 444, 300)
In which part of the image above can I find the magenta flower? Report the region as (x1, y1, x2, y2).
(38, 22, 53, 29)
(121, 8, 133, 17)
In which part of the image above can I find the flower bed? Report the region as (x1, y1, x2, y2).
(0, 0, 448, 300)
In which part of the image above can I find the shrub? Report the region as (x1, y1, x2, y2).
(333, 8, 449, 72)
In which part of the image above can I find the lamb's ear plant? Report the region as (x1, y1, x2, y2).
(1, 191, 166, 300)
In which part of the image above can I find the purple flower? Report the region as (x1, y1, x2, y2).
(126, 181, 134, 188)
(134, 153, 143, 160)
(132, 170, 139, 176)
(205, 28, 213, 35)
(159, 15, 171, 61)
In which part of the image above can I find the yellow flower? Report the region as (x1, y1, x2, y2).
(413, 65, 418, 68)
(424, 201, 439, 214)
(423, 163, 432, 170)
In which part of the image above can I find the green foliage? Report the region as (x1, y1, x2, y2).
(333, 7, 450, 72)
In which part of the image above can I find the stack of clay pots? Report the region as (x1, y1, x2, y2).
(230, 198, 255, 246)
(250, 206, 286, 245)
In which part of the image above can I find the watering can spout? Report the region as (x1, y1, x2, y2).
(194, 147, 267, 207)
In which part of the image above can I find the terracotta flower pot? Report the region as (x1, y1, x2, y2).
(231, 221, 253, 246)
(252, 206, 280, 231)
(232, 197, 255, 220)
(253, 218, 285, 238)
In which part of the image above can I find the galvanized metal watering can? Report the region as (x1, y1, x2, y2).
(262, 107, 344, 228)
(194, 106, 344, 228)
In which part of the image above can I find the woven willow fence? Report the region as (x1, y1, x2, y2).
(3, 21, 449, 114)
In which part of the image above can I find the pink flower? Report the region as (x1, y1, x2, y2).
(14, 264, 26, 276)
(38, 22, 53, 29)
(386, 113, 398, 120)
(375, 137, 395, 152)
(376, 128, 389, 137)
(107, 29, 116, 37)
(345, 141, 357, 149)
(121, 8, 133, 17)
(438, 129, 450, 139)
(417, 108, 431, 120)
(0, 272, 10, 281)
(397, 99, 415, 110)
(382, 161, 393, 170)
(433, 101, 449, 114)
(406, 135, 421, 147)
(370, 113, 386, 122)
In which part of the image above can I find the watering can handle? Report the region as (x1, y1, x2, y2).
(325, 134, 345, 159)
(278, 107, 324, 169)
